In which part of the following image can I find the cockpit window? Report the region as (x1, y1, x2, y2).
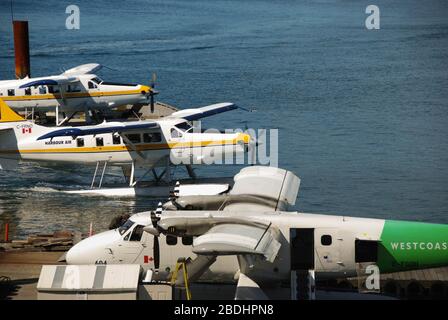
(91, 77, 103, 84)
(175, 122, 193, 133)
(129, 225, 144, 241)
(118, 220, 134, 235)
(171, 128, 182, 138)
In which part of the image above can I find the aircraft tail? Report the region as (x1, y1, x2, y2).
(0, 99, 25, 170)
(0, 99, 26, 123)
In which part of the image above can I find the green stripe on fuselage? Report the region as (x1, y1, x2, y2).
(378, 220, 448, 273)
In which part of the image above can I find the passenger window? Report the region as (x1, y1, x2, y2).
(24, 88, 31, 95)
(143, 132, 161, 143)
(39, 86, 47, 94)
(166, 235, 177, 246)
(48, 86, 60, 94)
(112, 134, 121, 145)
(321, 235, 332, 246)
(7, 89, 15, 96)
(143, 133, 152, 143)
(182, 236, 193, 246)
(76, 138, 84, 147)
(96, 137, 104, 147)
(125, 134, 141, 144)
(152, 132, 161, 142)
(130, 225, 144, 241)
(88, 81, 96, 89)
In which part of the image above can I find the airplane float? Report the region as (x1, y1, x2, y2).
(0, 99, 252, 196)
(0, 63, 155, 126)
(65, 166, 448, 299)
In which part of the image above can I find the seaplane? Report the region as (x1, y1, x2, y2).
(0, 99, 252, 196)
(65, 166, 448, 299)
(0, 63, 155, 125)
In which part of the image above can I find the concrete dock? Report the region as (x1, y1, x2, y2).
(0, 252, 62, 300)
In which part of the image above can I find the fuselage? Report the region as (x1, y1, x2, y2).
(0, 118, 250, 167)
(0, 74, 150, 112)
(66, 210, 448, 285)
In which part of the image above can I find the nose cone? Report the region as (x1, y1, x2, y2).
(140, 85, 151, 94)
(239, 133, 251, 145)
(66, 229, 121, 265)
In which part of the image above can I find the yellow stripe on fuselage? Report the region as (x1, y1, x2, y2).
(1, 136, 248, 154)
(1, 88, 144, 101)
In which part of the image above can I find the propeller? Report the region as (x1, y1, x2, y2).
(149, 201, 163, 270)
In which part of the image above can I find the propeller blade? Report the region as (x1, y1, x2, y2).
(150, 211, 158, 228)
(150, 93, 155, 113)
(153, 235, 160, 270)
(149, 72, 157, 113)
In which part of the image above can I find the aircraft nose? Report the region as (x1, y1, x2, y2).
(66, 229, 120, 265)
(65, 242, 87, 264)
(141, 85, 151, 94)
(238, 133, 253, 149)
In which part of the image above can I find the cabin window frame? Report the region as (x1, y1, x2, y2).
(321, 235, 332, 246)
(166, 235, 178, 246)
(96, 137, 104, 147)
(112, 134, 121, 145)
(76, 138, 85, 148)
(182, 236, 193, 246)
(7, 89, 15, 96)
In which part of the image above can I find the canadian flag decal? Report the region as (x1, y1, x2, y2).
(22, 128, 32, 134)
(144, 256, 154, 263)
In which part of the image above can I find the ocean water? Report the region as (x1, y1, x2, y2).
(0, 0, 447, 238)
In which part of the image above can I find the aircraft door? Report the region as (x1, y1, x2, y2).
(169, 127, 188, 163)
(290, 228, 315, 270)
(314, 228, 344, 273)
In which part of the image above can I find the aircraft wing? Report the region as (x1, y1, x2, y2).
(19, 64, 102, 89)
(37, 121, 159, 140)
(168, 102, 238, 121)
(62, 63, 102, 76)
(192, 223, 281, 263)
(224, 166, 300, 211)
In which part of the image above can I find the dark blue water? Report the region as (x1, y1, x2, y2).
(1, 0, 448, 237)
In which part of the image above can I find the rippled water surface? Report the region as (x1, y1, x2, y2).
(0, 0, 447, 237)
